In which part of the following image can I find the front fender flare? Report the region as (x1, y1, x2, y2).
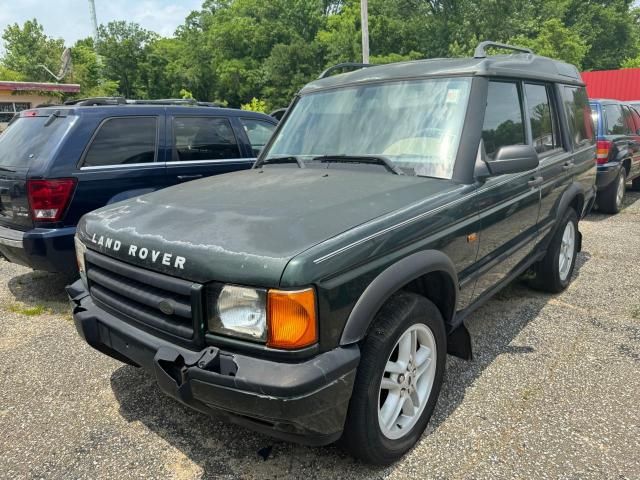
(339, 250, 458, 346)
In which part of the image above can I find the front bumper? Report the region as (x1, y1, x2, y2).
(0, 225, 77, 273)
(67, 280, 360, 445)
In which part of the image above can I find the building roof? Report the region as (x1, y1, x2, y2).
(0, 81, 80, 93)
(581, 69, 640, 102)
(301, 54, 584, 94)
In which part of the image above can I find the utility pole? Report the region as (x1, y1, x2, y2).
(361, 0, 369, 64)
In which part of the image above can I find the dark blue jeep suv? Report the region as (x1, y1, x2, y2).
(0, 98, 277, 273)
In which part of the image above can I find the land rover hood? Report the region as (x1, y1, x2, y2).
(77, 168, 455, 285)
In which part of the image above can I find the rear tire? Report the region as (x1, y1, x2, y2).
(598, 168, 626, 214)
(631, 176, 640, 191)
(341, 292, 446, 465)
(529, 208, 578, 293)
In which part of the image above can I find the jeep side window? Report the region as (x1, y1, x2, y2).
(621, 106, 635, 134)
(240, 118, 276, 156)
(603, 104, 625, 135)
(173, 117, 241, 161)
(82, 117, 157, 167)
(525, 83, 561, 155)
(481, 81, 525, 160)
(563, 86, 594, 148)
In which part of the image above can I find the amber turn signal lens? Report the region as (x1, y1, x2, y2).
(267, 288, 317, 349)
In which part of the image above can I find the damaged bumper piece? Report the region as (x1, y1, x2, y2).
(67, 280, 360, 445)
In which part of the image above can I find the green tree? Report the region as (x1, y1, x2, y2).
(1, 19, 65, 82)
(97, 21, 157, 98)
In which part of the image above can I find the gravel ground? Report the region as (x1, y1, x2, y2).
(1, 193, 639, 480)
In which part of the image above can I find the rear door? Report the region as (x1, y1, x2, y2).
(70, 115, 168, 224)
(530, 83, 576, 238)
(622, 105, 640, 179)
(0, 112, 75, 231)
(165, 115, 254, 185)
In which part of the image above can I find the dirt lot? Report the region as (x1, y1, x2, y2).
(1, 193, 639, 480)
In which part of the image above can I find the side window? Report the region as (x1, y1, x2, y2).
(630, 107, 640, 134)
(604, 105, 625, 135)
(621, 106, 635, 134)
(240, 118, 276, 156)
(563, 86, 594, 147)
(524, 83, 561, 154)
(83, 117, 157, 167)
(482, 81, 525, 159)
(173, 117, 240, 161)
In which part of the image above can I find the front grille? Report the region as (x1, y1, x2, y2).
(85, 249, 200, 339)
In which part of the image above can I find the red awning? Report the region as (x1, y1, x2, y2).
(0, 81, 80, 93)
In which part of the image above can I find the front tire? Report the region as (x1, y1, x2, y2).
(341, 292, 446, 465)
(529, 208, 578, 293)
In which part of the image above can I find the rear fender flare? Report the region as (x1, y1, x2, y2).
(339, 250, 458, 346)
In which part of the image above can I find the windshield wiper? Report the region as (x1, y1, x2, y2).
(312, 155, 404, 175)
(255, 156, 305, 169)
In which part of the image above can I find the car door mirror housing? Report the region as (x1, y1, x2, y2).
(485, 144, 540, 176)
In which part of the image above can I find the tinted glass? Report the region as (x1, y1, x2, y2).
(240, 118, 276, 156)
(604, 104, 625, 135)
(525, 83, 561, 154)
(630, 107, 640, 133)
(83, 117, 157, 167)
(266, 77, 472, 179)
(482, 81, 525, 159)
(0, 116, 74, 167)
(622, 106, 635, 134)
(173, 117, 240, 161)
(563, 87, 594, 147)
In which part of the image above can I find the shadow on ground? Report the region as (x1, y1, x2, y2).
(7, 270, 76, 314)
(108, 251, 591, 478)
(587, 189, 640, 222)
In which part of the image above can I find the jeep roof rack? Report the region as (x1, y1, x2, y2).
(319, 62, 373, 79)
(64, 96, 127, 106)
(474, 41, 533, 59)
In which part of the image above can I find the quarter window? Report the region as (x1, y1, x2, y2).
(83, 117, 157, 167)
(604, 104, 625, 135)
(563, 87, 594, 147)
(525, 84, 561, 154)
(482, 81, 525, 159)
(240, 118, 276, 156)
(173, 117, 240, 161)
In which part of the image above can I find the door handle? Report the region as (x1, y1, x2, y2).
(562, 161, 575, 171)
(177, 174, 203, 182)
(528, 176, 543, 187)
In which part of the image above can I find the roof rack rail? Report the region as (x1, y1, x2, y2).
(319, 62, 373, 79)
(474, 41, 533, 59)
(127, 98, 220, 107)
(64, 96, 126, 106)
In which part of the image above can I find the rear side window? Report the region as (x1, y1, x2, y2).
(604, 104, 626, 135)
(621, 106, 635, 134)
(482, 81, 525, 159)
(629, 107, 640, 133)
(0, 115, 74, 167)
(173, 117, 240, 161)
(83, 117, 157, 167)
(240, 118, 276, 156)
(563, 87, 594, 147)
(524, 83, 561, 154)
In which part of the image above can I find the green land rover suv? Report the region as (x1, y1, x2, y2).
(68, 42, 596, 464)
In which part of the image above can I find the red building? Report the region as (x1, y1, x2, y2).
(581, 69, 640, 101)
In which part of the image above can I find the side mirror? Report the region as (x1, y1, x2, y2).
(485, 144, 539, 176)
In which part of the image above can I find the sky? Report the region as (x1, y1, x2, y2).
(0, 0, 203, 46)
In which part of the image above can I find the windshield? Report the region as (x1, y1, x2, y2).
(265, 77, 472, 179)
(0, 115, 74, 168)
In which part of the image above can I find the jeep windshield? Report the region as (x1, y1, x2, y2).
(264, 77, 472, 179)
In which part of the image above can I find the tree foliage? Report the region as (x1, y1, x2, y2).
(1, 1, 640, 107)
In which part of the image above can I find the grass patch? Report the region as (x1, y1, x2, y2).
(7, 303, 49, 316)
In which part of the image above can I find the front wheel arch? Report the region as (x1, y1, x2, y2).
(339, 250, 458, 346)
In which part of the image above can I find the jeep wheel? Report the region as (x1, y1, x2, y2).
(529, 208, 578, 293)
(341, 292, 446, 465)
(598, 168, 626, 214)
(631, 176, 640, 191)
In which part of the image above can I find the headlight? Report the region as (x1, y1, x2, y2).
(207, 285, 267, 342)
(74, 235, 87, 280)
